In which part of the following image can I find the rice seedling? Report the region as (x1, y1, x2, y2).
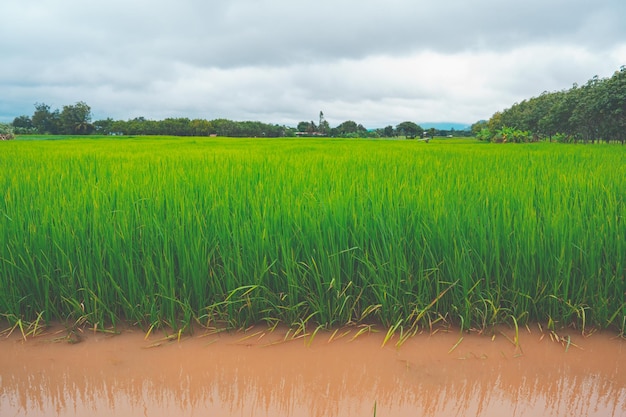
(0, 137, 624, 337)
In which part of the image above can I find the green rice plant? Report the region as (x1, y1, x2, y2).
(0, 311, 45, 340)
(0, 137, 624, 335)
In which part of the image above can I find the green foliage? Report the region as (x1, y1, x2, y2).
(494, 126, 532, 143)
(481, 66, 626, 144)
(331, 120, 369, 138)
(396, 121, 423, 139)
(11, 116, 37, 134)
(382, 125, 395, 137)
(60, 101, 93, 134)
(297, 120, 317, 134)
(471, 120, 488, 136)
(475, 128, 492, 142)
(318, 111, 330, 135)
(12, 115, 33, 130)
(20, 102, 471, 139)
(1, 138, 624, 333)
(107, 116, 294, 137)
(0, 123, 15, 140)
(31, 103, 60, 134)
(552, 132, 570, 143)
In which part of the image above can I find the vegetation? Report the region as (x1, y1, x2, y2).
(396, 121, 424, 139)
(0, 123, 15, 140)
(12, 105, 470, 139)
(472, 66, 626, 144)
(1, 137, 624, 337)
(26, 102, 95, 135)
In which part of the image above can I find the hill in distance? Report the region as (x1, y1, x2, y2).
(419, 122, 471, 131)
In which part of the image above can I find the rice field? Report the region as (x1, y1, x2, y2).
(0, 136, 624, 336)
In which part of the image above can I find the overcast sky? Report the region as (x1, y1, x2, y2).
(1, 0, 624, 128)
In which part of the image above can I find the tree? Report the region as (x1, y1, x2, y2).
(471, 120, 488, 136)
(336, 120, 358, 135)
(12, 115, 35, 134)
(475, 128, 493, 142)
(93, 118, 115, 135)
(190, 119, 212, 136)
(603, 66, 626, 144)
(318, 111, 330, 135)
(297, 121, 313, 133)
(160, 117, 192, 136)
(487, 111, 503, 134)
(0, 123, 15, 140)
(212, 118, 237, 136)
(12, 115, 32, 129)
(396, 121, 423, 139)
(32, 103, 60, 134)
(60, 101, 93, 134)
(383, 125, 395, 137)
(479, 66, 626, 144)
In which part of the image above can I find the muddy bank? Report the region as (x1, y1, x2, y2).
(1, 325, 625, 417)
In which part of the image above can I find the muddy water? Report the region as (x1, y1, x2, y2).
(1, 326, 624, 417)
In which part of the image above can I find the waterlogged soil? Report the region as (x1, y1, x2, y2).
(1, 325, 625, 417)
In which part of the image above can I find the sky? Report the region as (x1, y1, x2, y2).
(1, 0, 625, 129)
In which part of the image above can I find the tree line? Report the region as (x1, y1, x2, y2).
(10, 105, 469, 139)
(471, 66, 626, 144)
(13, 102, 94, 135)
(294, 113, 466, 139)
(11, 102, 296, 137)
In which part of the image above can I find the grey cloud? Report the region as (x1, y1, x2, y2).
(6, 0, 623, 68)
(173, 0, 626, 67)
(0, 0, 624, 125)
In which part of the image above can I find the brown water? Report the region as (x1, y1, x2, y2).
(1, 325, 624, 417)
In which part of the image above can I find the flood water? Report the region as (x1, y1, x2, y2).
(1, 325, 624, 417)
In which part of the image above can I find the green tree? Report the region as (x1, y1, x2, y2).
(0, 122, 15, 140)
(190, 119, 213, 136)
(487, 111, 503, 134)
(475, 128, 493, 142)
(471, 120, 488, 136)
(318, 111, 330, 135)
(335, 120, 358, 136)
(297, 121, 315, 133)
(32, 103, 61, 134)
(93, 118, 115, 135)
(396, 121, 423, 139)
(60, 101, 93, 134)
(597, 67, 626, 144)
(12, 115, 35, 134)
(160, 117, 192, 136)
(483, 67, 626, 144)
(12, 115, 32, 129)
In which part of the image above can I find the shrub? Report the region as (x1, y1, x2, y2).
(0, 123, 15, 140)
(476, 128, 493, 142)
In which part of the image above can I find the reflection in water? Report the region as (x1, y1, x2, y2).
(1, 327, 625, 417)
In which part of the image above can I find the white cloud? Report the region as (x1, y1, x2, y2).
(1, 0, 624, 126)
